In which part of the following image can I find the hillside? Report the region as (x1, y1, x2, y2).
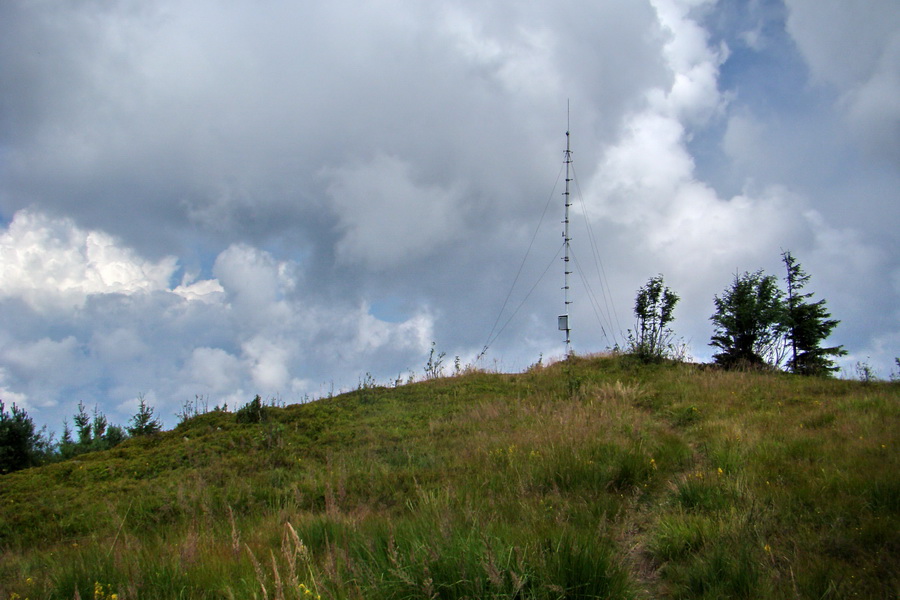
(0, 355, 897, 599)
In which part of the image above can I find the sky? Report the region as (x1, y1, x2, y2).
(1, 0, 898, 431)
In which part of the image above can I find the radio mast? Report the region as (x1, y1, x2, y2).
(558, 110, 573, 356)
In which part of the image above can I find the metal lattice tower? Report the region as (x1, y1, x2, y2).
(559, 121, 573, 356)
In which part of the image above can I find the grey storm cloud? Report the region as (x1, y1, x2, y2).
(0, 0, 897, 430)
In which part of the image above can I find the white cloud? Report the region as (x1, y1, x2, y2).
(0, 0, 896, 429)
(784, 0, 899, 89)
(324, 154, 465, 269)
(173, 277, 225, 303)
(0, 209, 438, 427)
(722, 112, 765, 167)
(0, 210, 178, 310)
(572, 0, 897, 373)
(843, 37, 900, 161)
(0, 336, 94, 409)
(353, 303, 433, 355)
(213, 243, 294, 329)
(242, 336, 292, 391)
(0, 379, 29, 411)
(184, 347, 242, 393)
(90, 328, 149, 363)
(440, 6, 561, 101)
(584, 0, 786, 274)
(785, 0, 900, 159)
(649, 0, 729, 125)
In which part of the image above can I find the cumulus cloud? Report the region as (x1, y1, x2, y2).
(649, 0, 730, 125)
(0, 0, 897, 430)
(577, 0, 896, 368)
(0, 210, 178, 310)
(0, 212, 435, 427)
(585, 0, 792, 272)
(184, 347, 242, 393)
(324, 154, 465, 268)
(785, 0, 900, 160)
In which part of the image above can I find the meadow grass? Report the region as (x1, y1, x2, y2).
(0, 355, 897, 598)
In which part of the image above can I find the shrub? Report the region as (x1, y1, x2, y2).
(627, 274, 680, 363)
(236, 395, 266, 424)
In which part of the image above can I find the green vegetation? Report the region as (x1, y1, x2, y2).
(0, 401, 51, 475)
(58, 402, 127, 461)
(710, 270, 786, 369)
(126, 396, 162, 438)
(706, 252, 845, 374)
(235, 395, 268, 424)
(626, 275, 680, 363)
(781, 251, 846, 376)
(1, 355, 897, 598)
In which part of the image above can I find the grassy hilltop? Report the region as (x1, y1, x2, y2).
(0, 355, 897, 599)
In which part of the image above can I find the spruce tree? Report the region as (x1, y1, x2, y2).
(127, 396, 162, 436)
(59, 419, 76, 459)
(73, 401, 92, 446)
(91, 407, 107, 441)
(69, 402, 128, 454)
(781, 251, 846, 375)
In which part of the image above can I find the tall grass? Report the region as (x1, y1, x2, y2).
(0, 355, 897, 598)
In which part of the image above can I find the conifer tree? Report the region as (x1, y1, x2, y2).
(69, 402, 128, 454)
(127, 395, 162, 436)
(710, 271, 786, 368)
(781, 251, 846, 375)
(92, 407, 107, 441)
(73, 401, 91, 446)
(0, 401, 49, 473)
(59, 419, 76, 459)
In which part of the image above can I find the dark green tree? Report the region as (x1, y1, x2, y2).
(127, 395, 162, 436)
(68, 402, 127, 455)
(59, 419, 77, 460)
(73, 401, 91, 446)
(710, 271, 787, 369)
(92, 407, 107, 441)
(236, 395, 266, 424)
(0, 400, 50, 474)
(102, 424, 128, 448)
(627, 274, 680, 362)
(781, 251, 846, 375)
